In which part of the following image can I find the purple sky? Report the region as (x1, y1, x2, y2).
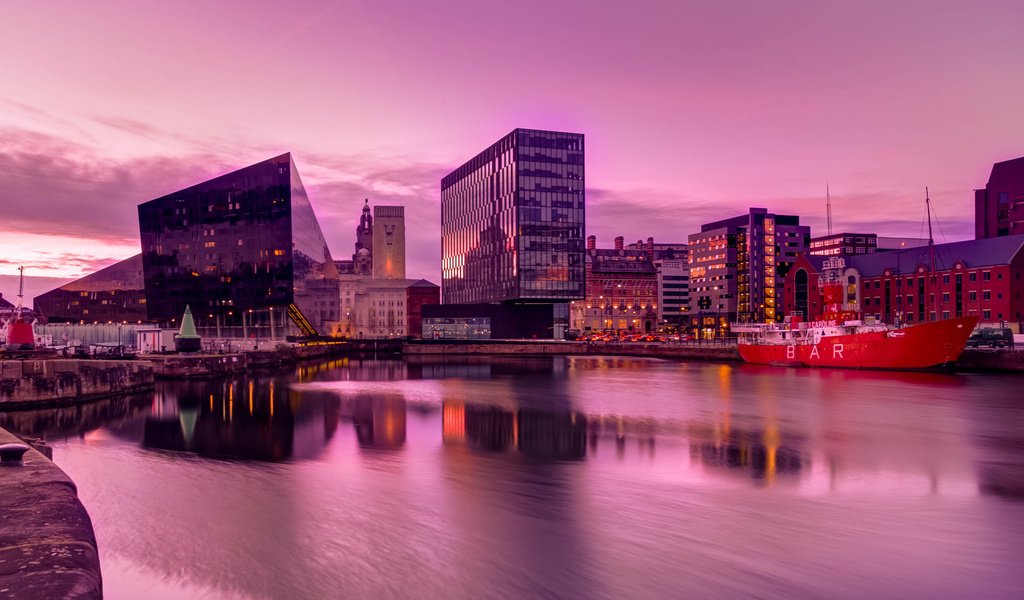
(2, 0, 1023, 303)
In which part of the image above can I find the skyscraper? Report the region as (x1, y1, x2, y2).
(372, 205, 406, 279)
(440, 128, 585, 304)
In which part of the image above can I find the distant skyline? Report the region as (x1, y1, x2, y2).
(3, 0, 1024, 303)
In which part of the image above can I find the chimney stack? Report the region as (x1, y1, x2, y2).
(614, 236, 624, 250)
(586, 235, 596, 250)
(647, 237, 655, 259)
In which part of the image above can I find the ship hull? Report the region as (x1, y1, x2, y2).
(738, 316, 978, 369)
(4, 320, 35, 351)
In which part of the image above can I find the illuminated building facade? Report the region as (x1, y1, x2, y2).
(138, 153, 339, 336)
(441, 128, 585, 305)
(688, 208, 808, 337)
(372, 205, 406, 279)
(34, 254, 147, 323)
(809, 233, 878, 256)
(571, 236, 658, 334)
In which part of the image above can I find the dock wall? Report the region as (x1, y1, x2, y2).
(0, 359, 154, 408)
(0, 428, 102, 599)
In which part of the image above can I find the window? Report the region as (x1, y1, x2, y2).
(942, 292, 950, 302)
(969, 272, 977, 282)
(983, 291, 991, 300)
(942, 274, 950, 284)
(983, 271, 991, 281)
(983, 309, 992, 319)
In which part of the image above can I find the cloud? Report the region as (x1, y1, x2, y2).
(0, 275, 76, 310)
(0, 121, 451, 282)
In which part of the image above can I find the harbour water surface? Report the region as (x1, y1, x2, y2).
(4, 356, 1024, 599)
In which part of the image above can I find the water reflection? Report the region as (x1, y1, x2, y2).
(4, 357, 1023, 599)
(0, 393, 150, 439)
(442, 401, 587, 459)
(143, 377, 339, 461)
(351, 395, 406, 449)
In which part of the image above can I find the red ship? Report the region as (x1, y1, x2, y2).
(3, 266, 35, 351)
(734, 256, 977, 369)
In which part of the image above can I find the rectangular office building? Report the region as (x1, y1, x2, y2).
(441, 129, 586, 305)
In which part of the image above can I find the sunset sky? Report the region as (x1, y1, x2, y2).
(2, 0, 1023, 304)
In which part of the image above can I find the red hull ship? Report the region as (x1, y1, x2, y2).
(734, 256, 977, 370)
(3, 266, 35, 351)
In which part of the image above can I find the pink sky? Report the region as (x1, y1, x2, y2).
(2, 0, 1023, 303)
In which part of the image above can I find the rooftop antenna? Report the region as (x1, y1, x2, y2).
(826, 181, 833, 236)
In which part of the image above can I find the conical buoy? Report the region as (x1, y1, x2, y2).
(174, 305, 202, 352)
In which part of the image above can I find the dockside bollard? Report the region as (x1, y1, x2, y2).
(0, 443, 30, 466)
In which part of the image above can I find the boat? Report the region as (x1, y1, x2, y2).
(4, 266, 36, 351)
(734, 254, 977, 369)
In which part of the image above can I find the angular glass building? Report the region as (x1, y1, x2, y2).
(34, 254, 147, 323)
(441, 129, 585, 305)
(138, 153, 339, 337)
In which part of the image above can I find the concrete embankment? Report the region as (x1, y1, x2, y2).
(148, 341, 380, 378)
(0, 359, 154, 409)
(0, 428, 102, 599)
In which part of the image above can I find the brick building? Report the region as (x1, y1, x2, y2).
(571, 235, 658, 334)
(783, 235, 1024, 331)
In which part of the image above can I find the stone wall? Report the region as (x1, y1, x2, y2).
(0, 428, 102, 599)
(0, 359, 154, 408)
(955, 348, 1024, 372)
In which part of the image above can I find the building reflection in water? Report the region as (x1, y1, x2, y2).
(0, 392, 151, 440)
(688, 426, 804, 482)
(143, 377, 339, 461)
(442, 401, 587, 460)
(351, 395, 406, 449)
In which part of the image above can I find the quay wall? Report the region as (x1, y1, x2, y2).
(404, 341, 742, 361)
(585, 342, 742, 362)
(404, 341, 587, 355)
(0, 428, 102, 599)
(0, 359, 154, 408)
(955, 348, 1024, 373)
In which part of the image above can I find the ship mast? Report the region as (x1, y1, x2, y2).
(926, 188, 938, 320)
(16, 266, 25, 321)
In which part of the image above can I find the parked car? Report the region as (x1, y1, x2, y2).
(965, 328, 1014, 349)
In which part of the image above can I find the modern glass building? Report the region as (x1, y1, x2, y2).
(441, 128, 585, 305)
(34, 254, 147, 323)
(138, 153, 339, 337)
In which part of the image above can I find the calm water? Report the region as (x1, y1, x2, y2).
(4, 356, 1024, 600)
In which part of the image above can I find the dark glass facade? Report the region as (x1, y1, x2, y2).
(441, 129, 585, 304)
(138, 153, 339, 335)
(34, 254, 147, 323)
